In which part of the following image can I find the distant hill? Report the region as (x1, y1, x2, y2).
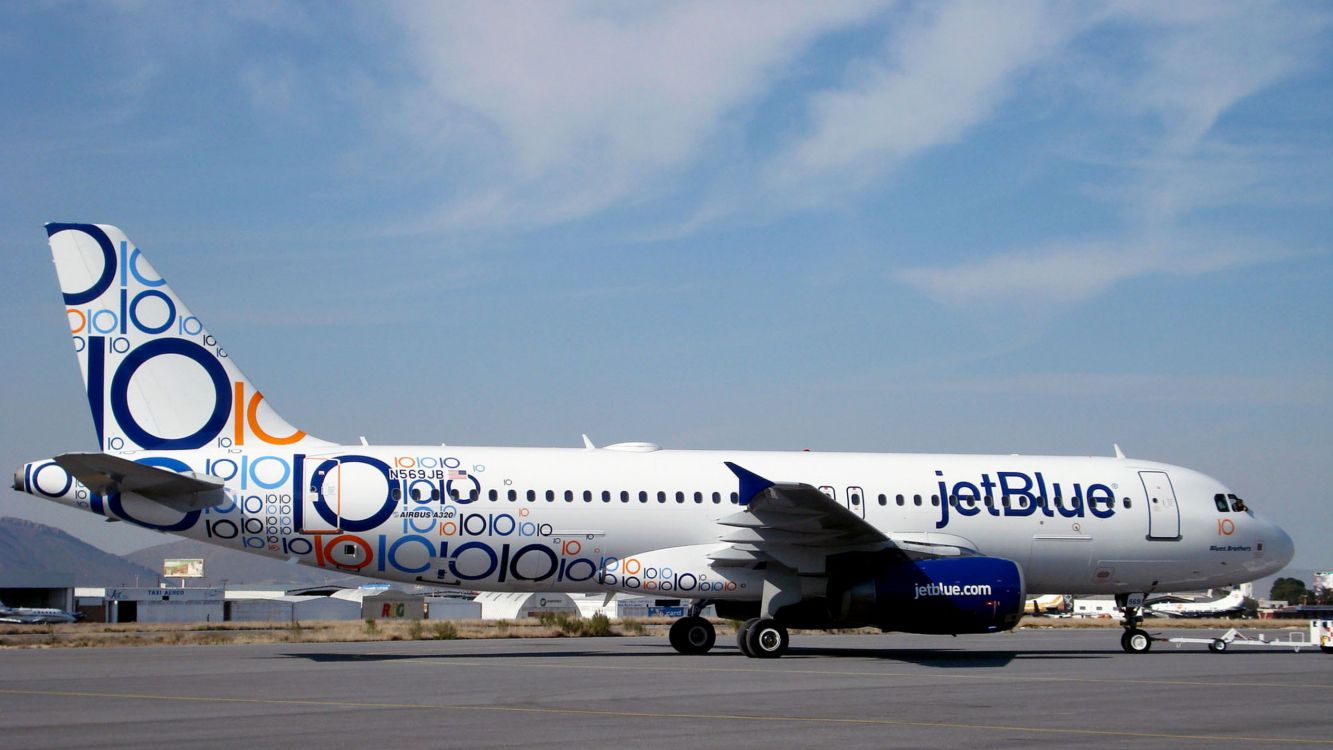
(124, 538, 382, 588)
(0, 517, 158, 586)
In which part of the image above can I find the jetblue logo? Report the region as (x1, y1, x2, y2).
(934, 470, 1116, 529)
(913, 582, 992, 599)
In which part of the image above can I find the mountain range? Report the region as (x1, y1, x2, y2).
(0, 517, 379, 588)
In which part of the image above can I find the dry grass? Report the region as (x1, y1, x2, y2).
(0, 616, 678, 649)
(0, 615, 1294, 650)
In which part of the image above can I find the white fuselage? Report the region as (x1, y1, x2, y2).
(20, 444, 1292, 598)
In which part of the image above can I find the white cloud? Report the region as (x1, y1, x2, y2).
(388, 1, 887, 228)
(771, 0, 1092, 193)
(894, 237, 1307, 308)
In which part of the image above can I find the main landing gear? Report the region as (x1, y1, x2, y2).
(668, 601, 716, 655)
(667, 604, 791, 658)
(1118, 593, 1153, 654)
(736, 617, 789, 659)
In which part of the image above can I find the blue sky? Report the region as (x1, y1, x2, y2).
(0, 2, 1329, 570)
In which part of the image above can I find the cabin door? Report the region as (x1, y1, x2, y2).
(1140, 471, 1181, 540)
(298, 456, 342, 534)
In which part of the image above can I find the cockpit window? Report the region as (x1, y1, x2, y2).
(1214, 494, 1229, 512)
(1228, 494, 1248, 512)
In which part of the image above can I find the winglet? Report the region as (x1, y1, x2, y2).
(582, 434, 596, 450)
(724, 462, 774, 507)
(1113, 443, 1126, 459)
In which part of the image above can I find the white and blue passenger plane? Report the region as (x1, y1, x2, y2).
(14, 223, 1295, 657)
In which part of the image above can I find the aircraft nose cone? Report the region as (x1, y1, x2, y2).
(1267, 523, 1296, 571)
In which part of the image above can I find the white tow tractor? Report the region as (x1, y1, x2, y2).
(1160, 620, 1333, 653)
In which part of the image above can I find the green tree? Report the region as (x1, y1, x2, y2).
(1270, 577, 1307, 605)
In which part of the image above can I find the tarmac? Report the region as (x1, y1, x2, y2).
(0, 627, 1329, 749)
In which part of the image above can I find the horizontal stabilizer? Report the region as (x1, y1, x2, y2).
(54, 452, 226, 510)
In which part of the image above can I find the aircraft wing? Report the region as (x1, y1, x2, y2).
(711, 462, 896, 572)
(54, 452, 226, 510)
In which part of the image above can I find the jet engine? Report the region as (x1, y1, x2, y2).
(835, 556, 1025, 634)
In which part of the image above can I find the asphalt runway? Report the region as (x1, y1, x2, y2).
(1, 628, 1329, 749)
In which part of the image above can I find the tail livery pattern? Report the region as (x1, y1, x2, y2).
(48, 223, 326, 453)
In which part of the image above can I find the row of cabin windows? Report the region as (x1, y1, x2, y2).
(392, 487, 745, 504)
(389, 486, 1129, 510)
(872, 493, 1133, 510)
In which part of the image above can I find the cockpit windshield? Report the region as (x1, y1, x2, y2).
(1215, 493, 1249, 512)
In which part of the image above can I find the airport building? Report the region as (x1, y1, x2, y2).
(76, 586, 225, 624)
(0, 571, 75, 613)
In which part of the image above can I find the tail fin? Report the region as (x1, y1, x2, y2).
(46, 223, 327, 452)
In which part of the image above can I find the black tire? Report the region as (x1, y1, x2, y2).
(668, 616, 716, 655)
(1320, 645, 1333, 655)
(1209, 639, 1227, 653)
(1121, 628, 1152, 653)
(744, 618, 789, 659)
(736, 617, 760, 657)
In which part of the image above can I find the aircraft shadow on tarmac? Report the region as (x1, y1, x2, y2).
(275, 644, 1148, 668)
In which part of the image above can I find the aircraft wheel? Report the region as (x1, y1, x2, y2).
(744, 618, 789, 659)
(1121, 628, 1152, 653)
(736, 618, 760, 657)
(1320, 645, 1333, 655)
(1208, 638, 1227, 653)
(669, 616, 716, 655)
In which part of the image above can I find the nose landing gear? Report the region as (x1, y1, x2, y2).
(1118, 592, 1154, 653)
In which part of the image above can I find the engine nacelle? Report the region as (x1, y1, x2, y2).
(837, 556, 1025, 634)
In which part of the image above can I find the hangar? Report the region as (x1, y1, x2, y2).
(0, 571, 75, 613)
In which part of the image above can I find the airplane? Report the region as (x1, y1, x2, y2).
(1024, 593, 1072, 616)
(12, 223, 1295, 657)
(1145, 587, 1248, 619)
(0, 600, 82, 624)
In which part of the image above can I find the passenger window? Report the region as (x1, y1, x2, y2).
(601, 490, 610, 502)
(657, 491, 667, 503)
(913, 494, 922, 507)
(620, 490, 629, 502)
(877, 494, 887, 506)
(1122, 497, 1132, 509)
(639, 491, 648, 503)
(849, 491, 861, 506)
(564, 490, 574, 502)
(545, 490, 554, 502)
(411, 488, 421, 501)
(488, 489, 498, 501)
(391, 487, 402, 501)
(730, 492, 739, 504)
(711, 492, 721, 504)
(508, 489, 517, 501)
(931, 495, 939, 507)
(526, 489, 536, 502)
(693, 491, 703, 504)
(896, 494, 905, 506)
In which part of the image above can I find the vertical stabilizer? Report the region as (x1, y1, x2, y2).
(46, 223, 327, 452)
